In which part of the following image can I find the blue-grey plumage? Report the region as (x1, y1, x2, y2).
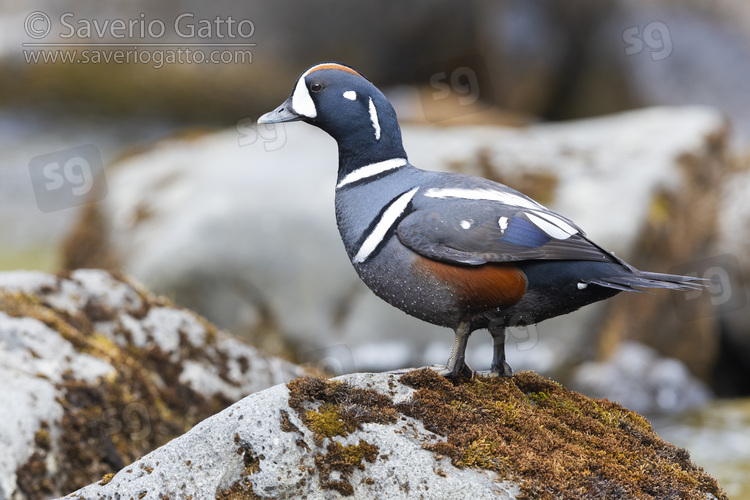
(259, 62, 704, 378)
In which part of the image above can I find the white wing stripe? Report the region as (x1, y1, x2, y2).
(526, 212, 574, 240)
(424, 188, 543, 210)
(337, 158, 407, 188)
(354, 188, 419, 263)
(528, 210, 578, 236)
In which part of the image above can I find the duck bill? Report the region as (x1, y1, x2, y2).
(257, 97, 302, 124)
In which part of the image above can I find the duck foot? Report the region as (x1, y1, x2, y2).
(476, 360, 514, 378)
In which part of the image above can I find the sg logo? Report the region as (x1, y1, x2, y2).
(236, 118, 287, 152)
(671, 254, 746, 321)
(415, 54, 493, 122)
(623, 21, 673, 61)
(29, 144, 107, 213)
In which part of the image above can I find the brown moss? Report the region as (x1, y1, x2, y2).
(279, 409, 301, 434)
(215, 477, 264, 500)
(16, 451, 53, 499)
(0, 278, 237, 496)
(287, 376, 398, 446)
(60, 201, 119, 271)
(33, 422, 51, 450)
(216, 437, 263, 499)
(396, 368, 727, 500)
(99, 473, 115, 486)
(314, 441, 379, 496)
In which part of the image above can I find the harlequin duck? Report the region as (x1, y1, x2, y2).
(258, 62, 702, 378)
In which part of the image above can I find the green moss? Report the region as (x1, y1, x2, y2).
(304, 403, 354, 440)
(287, 376, 398, 445)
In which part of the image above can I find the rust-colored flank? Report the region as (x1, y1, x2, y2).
(415, 256, 528, 311)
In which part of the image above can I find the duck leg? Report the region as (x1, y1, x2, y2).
(432, 320, 474, 378)
(483, 325, 514, 377)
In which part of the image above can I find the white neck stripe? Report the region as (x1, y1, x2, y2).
(353, 187, 419, 263)
(336, 158, 407, 189)
(368, 97, 381, 140)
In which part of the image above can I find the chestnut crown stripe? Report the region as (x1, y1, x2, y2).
(302, 63, 364, 78)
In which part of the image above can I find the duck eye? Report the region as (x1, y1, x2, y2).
(310, 82, 323, 92)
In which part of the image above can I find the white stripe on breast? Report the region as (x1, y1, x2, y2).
(353, 187, 419, 264)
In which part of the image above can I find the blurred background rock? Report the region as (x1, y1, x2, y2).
(1, 0, 750, 496)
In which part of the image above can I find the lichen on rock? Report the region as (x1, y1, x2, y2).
(0, 269, 305, 499)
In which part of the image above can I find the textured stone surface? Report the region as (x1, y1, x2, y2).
(59, 369, 726, 500)
(61, 106, 727, 381)
(59, 372, 517, 500)
(0, 269, 305, 499)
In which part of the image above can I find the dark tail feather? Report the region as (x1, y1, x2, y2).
(584, 270, 706, 293)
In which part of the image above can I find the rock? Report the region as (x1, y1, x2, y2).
(61, 106, 727, 380)
(652, 397, 750, 500)
(571, 341, 712, 415)
(59, 369, 726, 500)
(711, 167, 750, 395)
(0, 269, 305, 499)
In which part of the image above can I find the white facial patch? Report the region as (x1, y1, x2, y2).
(291, 76, 317, 118)
(526, 210, 578, 240)
(577, 282, 588, 290)
(354, 188, 419, 263)
(368, 97, 381, 140)
(337, 158, 408, 189)
(343, 91, 357, 100)
(460, 220, 472, 229)
(424, 188, 544, 211)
